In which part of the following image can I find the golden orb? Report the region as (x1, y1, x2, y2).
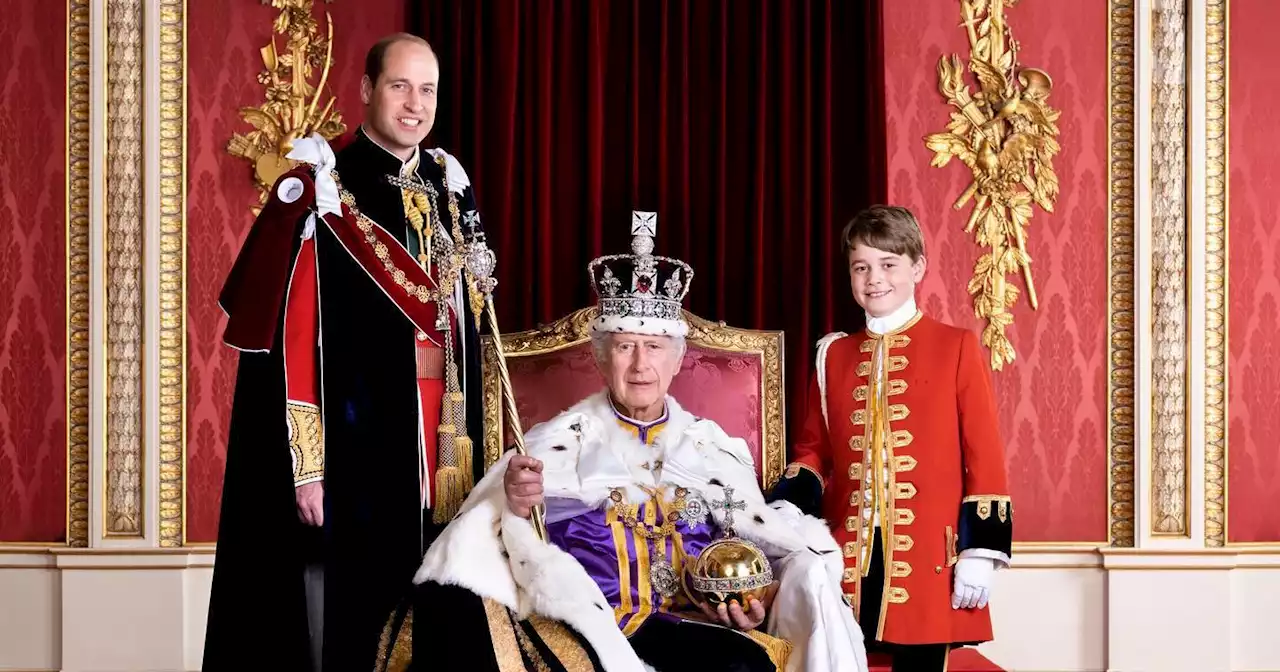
(688, 537, 775, 606)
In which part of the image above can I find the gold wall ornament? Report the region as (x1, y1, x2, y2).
(228, 0, 346, 213)
(67, 0, 92, 547)
(923, 0, 1062, 371)
(157, 0, 187, 547)
(1204, 0, 1227, 547)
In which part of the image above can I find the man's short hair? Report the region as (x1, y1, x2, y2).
(364, 33, 436, 85)
(840, 205, 925, 261)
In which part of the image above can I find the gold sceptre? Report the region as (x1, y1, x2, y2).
(461, 213, 549, 543)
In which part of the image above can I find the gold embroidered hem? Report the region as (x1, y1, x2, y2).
(287, 401, 324, 485)
(745, 629, 794, 670)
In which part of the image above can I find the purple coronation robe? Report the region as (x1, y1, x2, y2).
(544, 406, 724, 637)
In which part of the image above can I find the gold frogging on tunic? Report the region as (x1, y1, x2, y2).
(847, 313, 922, 639)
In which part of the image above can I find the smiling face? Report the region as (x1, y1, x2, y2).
(596, 333, 683, 421)
(360, 40, 439, 159)
(847, 242, 926, 318)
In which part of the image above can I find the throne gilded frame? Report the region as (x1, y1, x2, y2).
(480, 307, 786, 490)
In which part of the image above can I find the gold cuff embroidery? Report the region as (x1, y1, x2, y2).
(964, 495, 1014, 522)
(785, 462, 827, 491)
(288, 402, 324, 485)
(745, 630, 794, 671)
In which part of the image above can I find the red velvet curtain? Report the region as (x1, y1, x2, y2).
(417, 0, 884, 438)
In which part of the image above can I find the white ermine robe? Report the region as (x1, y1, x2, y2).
(414, 391, 868, 672)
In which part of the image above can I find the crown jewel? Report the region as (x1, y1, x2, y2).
(587, 212, 694, 335)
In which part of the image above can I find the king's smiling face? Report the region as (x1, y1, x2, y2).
(361, 39, 438, 159)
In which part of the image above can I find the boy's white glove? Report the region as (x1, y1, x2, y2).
(951, 557, 994, 609)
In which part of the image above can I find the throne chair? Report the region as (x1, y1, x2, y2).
(479, 306, 786, 491)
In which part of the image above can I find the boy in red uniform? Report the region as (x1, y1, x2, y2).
(769, 205, 1012, 670)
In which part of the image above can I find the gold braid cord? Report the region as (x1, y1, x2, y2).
(924, 0, 1061, 371)
(228, 0, 346, 214)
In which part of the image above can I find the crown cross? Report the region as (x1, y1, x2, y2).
(711, 486, 747, 537)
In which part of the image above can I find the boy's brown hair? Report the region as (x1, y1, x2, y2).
(840, 205, 925, 262)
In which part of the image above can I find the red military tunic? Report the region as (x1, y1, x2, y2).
(787, 309, 1012, 646)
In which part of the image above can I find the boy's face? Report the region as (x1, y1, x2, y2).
(847, 242, 926, 318)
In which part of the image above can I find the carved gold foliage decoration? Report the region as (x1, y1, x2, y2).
(228, 0, 345, 213)
(923, 0, 1061, 371)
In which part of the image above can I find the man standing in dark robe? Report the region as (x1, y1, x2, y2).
(203, 33, 488, 672)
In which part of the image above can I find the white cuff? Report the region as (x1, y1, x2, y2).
(960, 547, 1011, 569)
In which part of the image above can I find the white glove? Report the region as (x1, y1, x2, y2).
(951, 557, 994, 610)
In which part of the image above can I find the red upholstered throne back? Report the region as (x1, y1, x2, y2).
(480, 308, 785, 489)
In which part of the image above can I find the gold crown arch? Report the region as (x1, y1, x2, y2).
(229, 0, 347, 214)
(924, 0, 1062, 371)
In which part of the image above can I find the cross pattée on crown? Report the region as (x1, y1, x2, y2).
(632, 211, 657, 237)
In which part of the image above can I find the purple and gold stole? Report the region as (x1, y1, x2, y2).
(545, 406, 723, 636)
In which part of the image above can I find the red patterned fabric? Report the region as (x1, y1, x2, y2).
(883, 0, 1110, 543)
(0, 0, 67, 542)
(504, 343, 767, 482)
(1228, 0, 1280, 543)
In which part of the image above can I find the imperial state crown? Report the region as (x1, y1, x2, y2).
(587, 211, 694, 338)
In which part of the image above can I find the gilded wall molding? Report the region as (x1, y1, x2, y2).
(1108, 0, 1137, 547)
(157, 0, 186, 548)
(105, 0, 145, 537)
(1149, 0, 1190, 537)
(67, 0, 92, 548)
(1204, 0, 1227, 547)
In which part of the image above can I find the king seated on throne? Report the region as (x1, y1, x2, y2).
(375, 213, 868, 672)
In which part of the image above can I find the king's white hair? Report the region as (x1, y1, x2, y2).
(590, 331, 687, 364)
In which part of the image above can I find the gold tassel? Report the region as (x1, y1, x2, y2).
(433, 466, 465, 524)
(455, 435, 473, 491)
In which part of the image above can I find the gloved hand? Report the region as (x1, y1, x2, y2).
(951, 556, 995, 610)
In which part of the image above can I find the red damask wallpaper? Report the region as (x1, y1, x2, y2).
(185, 0, 406, 542)
(0, 0, 68, 543)
(883, 0, 1109, 542)
(1227, 0, 1280, 544)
